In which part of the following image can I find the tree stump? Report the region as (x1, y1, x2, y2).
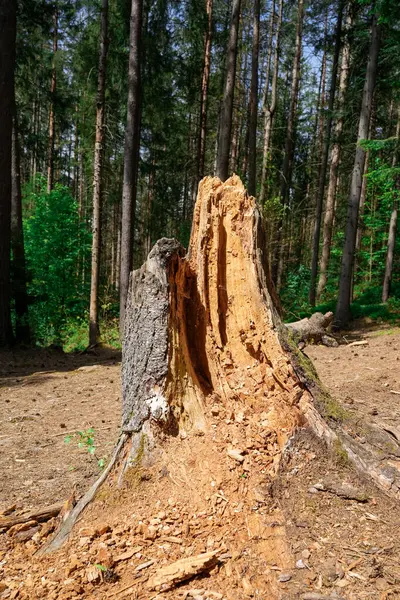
(40, 176, 400, 562)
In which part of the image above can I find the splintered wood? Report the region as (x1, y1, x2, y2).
(147, 550, 221, 590)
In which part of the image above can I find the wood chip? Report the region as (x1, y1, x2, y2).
(160, 536, 183, 544)
(147, 549, 221, 590)
(135, 559, 154, 572)
(347, 340, 368, 347)
(114, 547, 142, 563)
(347, 557, 363, 571)
(227, 449, 245, 463)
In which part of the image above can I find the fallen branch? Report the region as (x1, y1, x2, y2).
(0, 502, 63, 530)
(285, 312, 338, 348)
(36, 433, 128, 556)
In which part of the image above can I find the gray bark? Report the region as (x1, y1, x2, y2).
(382, 207, 398, 303)
(260, 0, 283, 206)
(317, 8, 353, 301)
(382, 110, 400, 303)
(309, 0, 343, 306)
(197, 0, 213, 184)
(286, 312, 337, 347)
(215, 0, 241, 182)
(247, 0, 260, 197)
(11, 110, 31, 344)
(122, 238, 184, 432)
(0, 0, 16, 346)
(89, 0, 109, 346)
(274, 0, 304, 289)
(335, 13, 380, 328)
(120, 0, 143, 336)
(47, 8, 58, 194)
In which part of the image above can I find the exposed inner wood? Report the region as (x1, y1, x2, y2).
(38, 176, 400, 579)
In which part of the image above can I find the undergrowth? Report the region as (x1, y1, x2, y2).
(281, 276, 400, 325)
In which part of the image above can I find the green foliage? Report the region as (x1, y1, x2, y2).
(24, 179, 91, 346)
(64, 427, 106, 470)
(280, 265, 312, 320)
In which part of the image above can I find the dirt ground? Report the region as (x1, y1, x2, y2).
(0, 348, 121, 510)
(1, 327, 400, 600)
(305, 326, 400, 434)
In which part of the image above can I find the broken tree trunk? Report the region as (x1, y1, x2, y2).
(286, 311, 338, 348)
(40, 176, 400, 559)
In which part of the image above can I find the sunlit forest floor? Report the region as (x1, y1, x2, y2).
(0, 348, 121, 508)
(1, 327, 400, 599)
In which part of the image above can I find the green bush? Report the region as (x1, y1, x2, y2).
(24, 180, 91, 346)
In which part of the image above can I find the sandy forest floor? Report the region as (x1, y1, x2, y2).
(1, 326, 400, 600)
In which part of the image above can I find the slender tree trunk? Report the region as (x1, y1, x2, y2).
(247, 0, 260, 197)
(215, 0, 241, 182)
(382, 207, 398, 303)
(382, 109, 400, 303)
(274, 0, 304, 289)
(260, 0, 283, 206)
(120, 0, 143, 336)
(73, 104, 79, 198)
(47, 7, 58, 194)
(309, 0, 343, 306)
(0, 0, 16, 346)
(335, 13, 380, 328)
(115, 212, 121, 292)
(89, 0, 109, 346)
(197, 0, 213, 183)
(317, 9, 353, 301)
(279, 0, 304, 206)
(352, 144, 370, 295)
(11, 108, 31, 344)
(230, 105, 240, 173)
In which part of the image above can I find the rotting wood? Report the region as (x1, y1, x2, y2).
(146, 550, 221, 591)
(38, 175, 400, 560)
(0, 502, 63, 530)
(285, 311, 338, 347)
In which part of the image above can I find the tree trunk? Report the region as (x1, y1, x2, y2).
(317, 8, 353, 301)
(11, 108, 31, 344)
(41, 177, 400, 562)
(353, 98, 376, 294)
(260, 0, 283, 206)
(197, 0, 213, 184)
(247, 0, 260, 197)
(0, 0, 16, 347)
(309, 0, 343, 306)
(89, 0, 109, 346)
(382, 207, 398, 303)
(382, 109, 400, 303)
(335, 13, 380, 328)
(278, 0, 304, 207)
(274, 0, 304, 289)
(47, 7, 58, 194)
(120, 0, 143, 336)
(215, 0, 241, 182)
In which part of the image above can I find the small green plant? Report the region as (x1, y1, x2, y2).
(64, 427, 107, 470)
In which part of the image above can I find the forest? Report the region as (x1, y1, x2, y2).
(2, 2, 400, 598)
(0, 0, 399, 349)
